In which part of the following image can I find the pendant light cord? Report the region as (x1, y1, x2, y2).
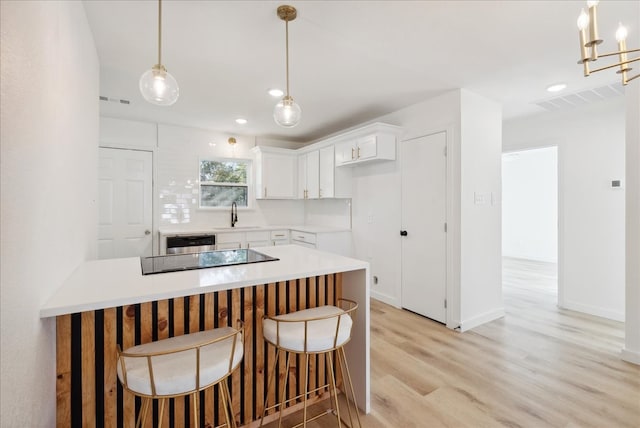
(157, 0, 162, 66)
(285, 18, 290, 97)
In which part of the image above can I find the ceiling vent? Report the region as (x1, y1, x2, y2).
(534, 82, 624, 112)
(99, 96, 131, 105)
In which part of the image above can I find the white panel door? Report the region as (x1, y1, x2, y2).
(401, 132, 447, 323)
(98, 148, 153, 259)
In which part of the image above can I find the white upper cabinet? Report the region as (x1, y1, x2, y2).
(298, 150, 320, 199)
(298, 145, 351, 199)
(334, 123, 402, 167)
(252, 146, 297, 199)
(319, 146, 335, 198)
(253, 123, 401, 200)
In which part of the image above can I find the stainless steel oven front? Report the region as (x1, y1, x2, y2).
(166, 235, 216, 254)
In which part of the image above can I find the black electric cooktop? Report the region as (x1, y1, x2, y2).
(141, 249, 279, 275)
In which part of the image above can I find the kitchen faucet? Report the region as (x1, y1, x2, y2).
(231, 202, 238, 227)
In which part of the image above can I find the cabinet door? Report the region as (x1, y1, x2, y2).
(319, 146, 335, 198)
(216, 232, 245, 250)
(357, 135, 378, 160)
(292, 240, 316, 249)
(297, 154, 307, 199)
(335, 141, 356, 166)
(306, 151, 320, 199)
(246, 240, 270, 248)
(217, 241, 243, 250)
(261, 152, 296, 199)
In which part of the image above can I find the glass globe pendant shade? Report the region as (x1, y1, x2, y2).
(139, 64, 179, 106)
(273, 95, 301, 128)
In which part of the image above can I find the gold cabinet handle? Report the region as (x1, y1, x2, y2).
(351, 147, 355, 160)
(357, 146, 361, 159)
(264, 187, 267, 198)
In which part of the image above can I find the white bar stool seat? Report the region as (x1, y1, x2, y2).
(263, 305, 353, 353)
(260, 299, 362, 428)
(117, 324, 243, 428)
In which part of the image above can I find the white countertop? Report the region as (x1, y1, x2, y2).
(40, 245, 368, 318)
(158, 225, 351, 236)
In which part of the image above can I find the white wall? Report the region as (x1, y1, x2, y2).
(624, 83, 640, 365)
(502, 147, 558, 263)
(304, 198, 352, 229)
(100, 117, 355, 246)
(503, 97, 625, 322)
(350, 89, 504, 331)
(156, 124, 305, 231)
(350, 91, 460, 310)
(0, 1, 99, 425)
(458, 90, 504, 330)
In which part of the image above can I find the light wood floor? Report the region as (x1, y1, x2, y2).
(264, 257, 640, 427)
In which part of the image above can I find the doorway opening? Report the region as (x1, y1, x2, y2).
(502, 146, 558, 306)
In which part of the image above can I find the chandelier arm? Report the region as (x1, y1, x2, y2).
(594, 48, 640, 59)
(627, 73, 640, 83)
(157, 0, 162, 66)
(589, 56, 639, 74)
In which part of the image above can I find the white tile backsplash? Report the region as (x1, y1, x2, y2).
(304, 198, 352, 229)
(157, 124, 305, 229)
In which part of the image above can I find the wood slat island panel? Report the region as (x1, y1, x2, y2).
(56, 274, 341, 427)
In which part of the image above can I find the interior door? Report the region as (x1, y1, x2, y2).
(98, 148, 153, 259)
(401, 132, 447, 323)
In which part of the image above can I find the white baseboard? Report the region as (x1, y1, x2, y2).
(561, 300, 624, 322)
(370, 290, 400, 308)
(459, 308, 505, 332)
(621, 348, 640, 365)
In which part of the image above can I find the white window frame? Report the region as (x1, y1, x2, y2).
(198, 157, 252, 209)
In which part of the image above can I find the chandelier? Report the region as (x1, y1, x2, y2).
(576, 0, 639, 85)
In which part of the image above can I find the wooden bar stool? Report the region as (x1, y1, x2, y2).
(116, 322, 244, 428)
(260, 298, 362, 428)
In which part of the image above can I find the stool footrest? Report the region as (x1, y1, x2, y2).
(263, 383, 336, 413)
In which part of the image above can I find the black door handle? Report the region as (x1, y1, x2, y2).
(400, 230, 408, 236)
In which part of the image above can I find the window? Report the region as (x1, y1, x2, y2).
(199, 158, 250, 208)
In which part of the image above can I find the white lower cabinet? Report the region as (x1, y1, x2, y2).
(270, 230, 290, 246)
(246, 230, 271, 248)
(290, 230, 317, 247)
(290, 230, 352, 256)
(216, 232, 243, 250)
(217, 230, 282, 249)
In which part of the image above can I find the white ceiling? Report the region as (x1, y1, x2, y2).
(84, 0, 639, 143)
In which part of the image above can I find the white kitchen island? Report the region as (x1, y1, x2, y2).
(41, 245, 369, 428)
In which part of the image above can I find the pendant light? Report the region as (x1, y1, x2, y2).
(139, 0, 179, 105)
(273, 5, 302, 128)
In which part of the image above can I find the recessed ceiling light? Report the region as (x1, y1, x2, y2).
(235, 118, 248, 125)
(268, 88, 284, 97)
(547, 83, 567, 93)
